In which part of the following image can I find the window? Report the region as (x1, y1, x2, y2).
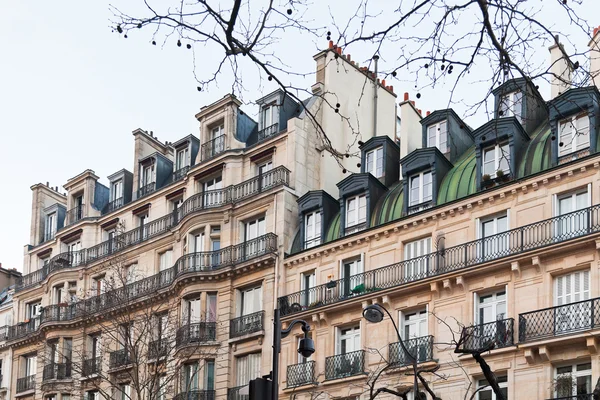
(499, 90, 522, 121)
(556, 362, 592, 398)
(62, 395, 71, 400)
(480, 213, 508, 259)
(409, 171, 432, 211)
(404, 237, 431, 280)
(260, 103, 277, 129)
(204, 176, 223, 206)
(138, 213, 148, 227)
(52, 285, 64, 305)
(23, 354, 36, 378)
(211, 124, 224, 140)
(337, 325, 360, 355)
(205, 360, 215, 390)
(477, 375, 508, 400)
(183, 295, 202, 324)
(400, 308, 430, 363)
(239, 286, 262, 316)
(157, 375, 166, 400)
(141, 164, 154, 186)
(345, 194, 367, 233)
(258, 160, 274, 187)
(85, 391, 99, 400)
(88, 334, 101, 360)
(67, 240, 82, 265)
(475, 290, 508, 349)
(244, 217, 266, 255)
(64, 338, 72, 365)
(171, 197, 184, 212)
(123, 264, 137, 284)
(556, 190, 589, 238)
(45, 212, 56, 241)
(39, 256, 50, 271)
(304, 211, 322, 248)
(427, 121, 448, 153)
(27, 301, 42, 320)
(159, 250, 172, 272)
(211, 231, 221, 266)
(236, 353, 261, 387)
(176, 147, 189, 170)
(301, 271, 316, 307)
(154, 313, 169, 341)
(559, 113, 590, 159)
(92, 276, 105, 296)
(46, 396, 57, 400)
(365, 147, 384, 178)
(341, 258, 363, 297)
(555, 270, 590, 335)
(183, 362, 200, 391)
(118, 384, 131, 400)
(482, 143, 510, 177)
(206, 293, 217, 322)
(111, 180, 123, 201)
(477, 291, 506, 324)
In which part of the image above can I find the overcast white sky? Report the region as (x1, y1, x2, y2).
(0, 1, 596, 272)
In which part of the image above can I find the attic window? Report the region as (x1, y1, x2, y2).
(345, 194, 366, 234)
(365, 147, 383, 178)
(483, 142, 510, 177)
(427, 121, 448, 153)
(559, 113, 590, 162)
(499, 91, 522, 121)
(260, 103, 277, 130)
(408, 171, 432, 214)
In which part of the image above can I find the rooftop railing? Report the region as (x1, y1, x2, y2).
(136, 181, 156, 199)
(65, 204, 85, 225)
(105, 197, 124, 214)
(17, 166, 289, 292)
(257, 123, 279, 141)
(173, 166, 191, 182)
(279, 204, 600, 317)
(201, 135, 225, 161)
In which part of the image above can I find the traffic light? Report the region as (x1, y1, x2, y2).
(249, 377, 273, 400)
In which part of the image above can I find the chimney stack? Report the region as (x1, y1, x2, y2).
(398, 93, 423, 176)
(549, 35, 571, 99)
(589, 27, 600, 89)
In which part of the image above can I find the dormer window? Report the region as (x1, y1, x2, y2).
(304, 211, 321, 248)
(211, 124, 224, 140)
(141, 164, 154, 186)
(365, 147, 383, 178)
(482, 143, 510, 177)
(345, 194, 366, 234)
(110, 180, 123, 211)
(427, 121, 448, 153)
(45, 212, 56, 241)
(559, 113, 590, 161)
(260, 103, 277, 130)
(408, 171, 432, 214)
(499, 91, 523, 121)
(175, 147, 189, 170)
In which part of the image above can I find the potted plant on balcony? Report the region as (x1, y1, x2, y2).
(481, 173, 494, 188)
(496, 169, 509, 182)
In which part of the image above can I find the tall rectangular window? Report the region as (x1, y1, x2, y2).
(483, 143, 510, 177)
(555, 270, 590, 334)
(480, 213, 508, 259)
(204, 360, 215, 390)
(409, 171, 432, 210)
(239, 286, 262, 316)
(206, 293, 217, 322)
(555, 362, 591, 398)
(260, 103, 277, 129)
(141, 164, 154, 186)
(403, 237, 431, 280)
(477, 375, 508, 400)
(499, 90, 522, 121)
(337, 325, 360, 355)
(244, 217, 266, 255)
(365, 147, 384, 178)
(110, 180, 123, 201)
(345, 194, 367, 233)
(304, 211, 322, 248)
(258, 160, 274, 187)
(159, 250, 172, 271)
(176, 147, 189, 170)
(301, 271, 316, 307)
(45, 212, 56, 241)
(556, 189, 589, 238)
(235, 353, 261, 387)
(559, 113, 590, 158)
(341, 258, 363, 297)
(427, 121, 448, 153)
(204, 176, 223, 206)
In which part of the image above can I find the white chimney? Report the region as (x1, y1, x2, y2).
(589, 27, 600, 89)
(398, 92, 423, 176)
(549, 35, 571, 99)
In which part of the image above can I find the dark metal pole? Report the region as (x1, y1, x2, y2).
(272, 308, 281, 400)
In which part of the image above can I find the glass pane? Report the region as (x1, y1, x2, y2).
(483, 148, 495, 176)
(499, 144, 510, 173)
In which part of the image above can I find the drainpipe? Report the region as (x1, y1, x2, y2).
(372, 55, 380, 137)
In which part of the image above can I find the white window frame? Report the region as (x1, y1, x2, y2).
(400, 307, 428, 340)
(499, 90, 522, 121)
(304, 210, 322, 248)
(301, 271, 316, 307)
(559, 113, 590, 157)
(45, 212, 56, 240)
(336, 325, 361, 355)
(482, 142, 510, 177)
(176, 147, 189, 170)
(477, 211, 509, 259)
(159, 250, 172, 271)
(211, 124, 224, 140)
(239, 286, 262, 317)
(403, 237, 432, 280)
(427, 120, 448, 153)
(235, 353, 261, 387)
(365, 147, 384, 178)
(260, 103, 277, 130)
(477, 375, 508, 400)
(553, 187, 591, 238)
(409, 171, 433, 208)
(110, 180, 123, 201)
(345, 194, 367, 233)
(555, 362, 592, 398)
(141, 164, 154, 186)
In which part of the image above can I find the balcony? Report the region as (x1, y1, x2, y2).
(16, 375, 35, 393)
(42, 362, 72, 381)
(519, 297, 600, 343)
(137, 181, 156, 199)
(407, 200, 433, 215)
(460, 318, 514, 351)
(227, 385, 248, 400)
(279, 205, 600, 317)
(105, 197, 124, 214)
(65, 204, 85, 225)
(257, 123, 279, 141)
(7, 317, 40, 340)
(547, 395, 593, 400)
(176, 322, 217, 347)
(201, 135, 225, 161)
(286, 361, 316, 388)
(173, 166, 190, 182)
(174, 391, 217, 400)
(17, 166, 289, 293)
(82, 356, 102, 377)
(109, 348, 132, 369)
(325, 350, 365, 380)
(345, 221, 367, 235)
(148, 339, 168, 359)
(389, 335, 434, 367)
(229, 311, 265, 338)
(558, 148, 591, 165)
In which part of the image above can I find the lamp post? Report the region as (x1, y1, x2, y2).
(363, 304, 419, 397)
(271, 308, 314, 400)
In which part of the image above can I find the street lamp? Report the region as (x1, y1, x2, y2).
(363, 304, 419, 397)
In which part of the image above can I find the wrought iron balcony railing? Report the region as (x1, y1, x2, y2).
(546, 395, 593, 400)
(82, 356, 102, 377)
(286, 361, 316, 388)
(44, 229, 56, 242)
(519, 297, 600, 343)
(460, 318, 514, 351)
(109, 348, 132, 369)
(201, 135, 225, 161)
(137, 181, 156, 199)
(42, 362, 72, 381)
(148, 339, 169, 359)
(345, 221, 367, 235)
(227, 385, 248, 400)
(17, 166, 289, 292)
(325, 350, 365, 380)
(65, 205, 85, 225)
(173, 166, 191, 182)
(105, 197, 125, 214)
(16, 375, 35, 393)
(389, 335, 434, 367)
(229, 311, 265, 338)
(257, 123, 279, 141)
(407, 200, 433, 215)
(176, 322, 217, 347)
(174, 390, 217, 400)
(279, 204, 600, 317)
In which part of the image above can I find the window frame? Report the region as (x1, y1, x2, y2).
(365, 146, 384, 178)
(499, 90, 523, 121)
(558, 113, 590, 157)
(482, 142, 510, 177)
(476, 374, 508, 400)
(427, 120, 448, 153)
(409, 170, 433, 207)
(304, 210, 322, 248)
(345, 194, 367, 233)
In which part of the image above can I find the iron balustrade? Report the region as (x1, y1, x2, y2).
(257, 123, 279, 141)
(304, 237, 321, 250)
(7, 317, 40, 340)
(148, 339, 169, 359)
(460, 318, 514, 351)
(0, 325, 7, 341)
(389, 336, 434, 367)
(546, 395, 594, 400)
(137, 182, 156, 200)
(17, 166, 289, 292)
(173, 166, 191, 182)
(325, 350, 365, 380)
(66, 205, 85, 225)
(82, 356, 102, 376)
(286, 361, 316, 388)
(16, 375, 35, 393)
(559, 149, 591, 165)
(105, 197, 124, 214)
(279, 205, 600, 317)
(176, 322, 217, 347)
(519, 297, 600, 343)
(174, 390, 217, 400)
(227, 385, 248, 400)
(407, 200, 433, 215)
(344, 221, 367, 235)
(44, 229, 56, 242)
(109, 348, 132, 369)
(229, 311, 265, 338)
(42, 362, 72, 381)
(201, 135, 225, 161)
